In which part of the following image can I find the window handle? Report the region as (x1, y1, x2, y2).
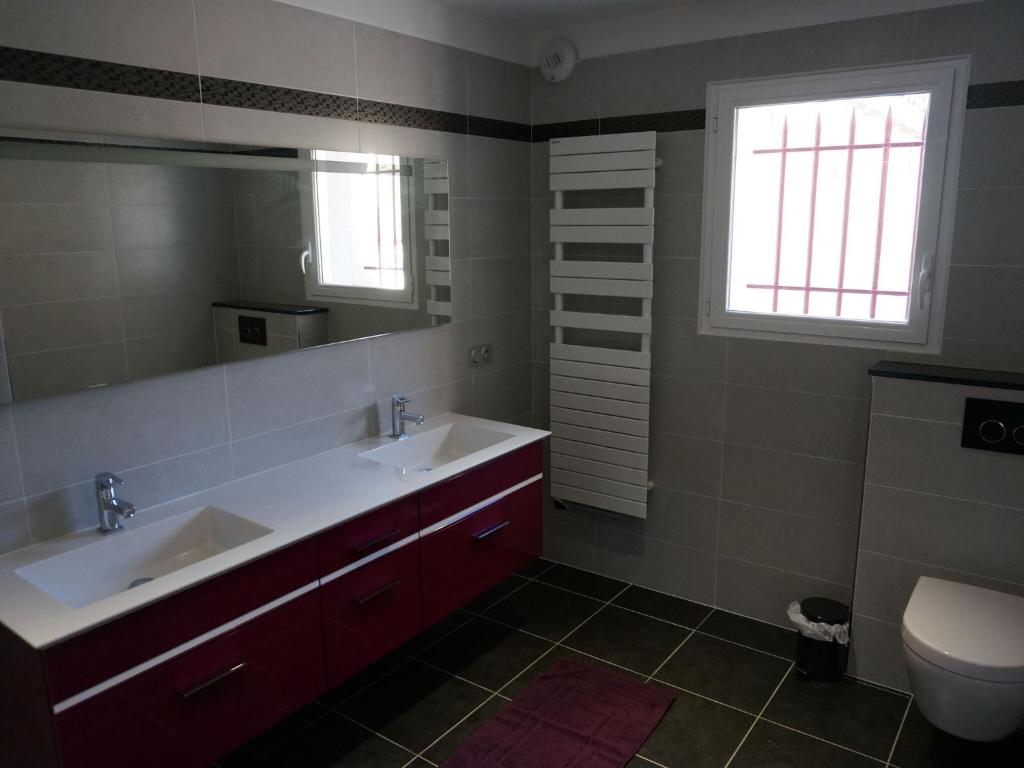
(299, 242, 312, 275)
(917, 252, 934, 310)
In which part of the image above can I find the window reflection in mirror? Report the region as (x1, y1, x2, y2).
(0, 132, 453, 402)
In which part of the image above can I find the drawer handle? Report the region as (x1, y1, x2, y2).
(353, 528, 402, 555)
(179, 661, 247, 700)
(355, 578, 402, 605)
(472, 520, 510, 541)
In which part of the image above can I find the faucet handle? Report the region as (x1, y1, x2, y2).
(391, 395, 411, 406)
(95, 472, 125, 489)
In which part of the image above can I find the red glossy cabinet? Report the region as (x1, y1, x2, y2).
(4, 441, 544, 768)
(54, 593, 325, 768)
(421, 481, 543, 626)
(320, 540, 422, 687)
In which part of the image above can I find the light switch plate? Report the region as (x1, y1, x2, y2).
(468, 343, 491, 367)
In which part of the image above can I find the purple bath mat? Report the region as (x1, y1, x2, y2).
(442, 658, 675, 768)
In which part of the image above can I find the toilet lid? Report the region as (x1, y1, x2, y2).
(902, 577, 1024, 683)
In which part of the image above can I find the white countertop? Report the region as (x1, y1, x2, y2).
(0, 413, 549, 650)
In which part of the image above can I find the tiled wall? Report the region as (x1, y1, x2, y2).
(533, 0, 1024, 628)
(850, 375, 1024, 691)
(0, 0, 531, 552)
(0, 158, 238, 399)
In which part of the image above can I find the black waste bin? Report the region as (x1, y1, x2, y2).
(792, 597, 850, 682)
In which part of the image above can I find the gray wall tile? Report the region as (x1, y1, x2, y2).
(469, 198, 531, 258)
(473, 362, 531, 422)
(721, 443, 864, 526)
(651, 375, 724, 441)
(467, 53, 530, 124)
(467, 136, 530, 199)
(865, 414, 1024, 510)
(0, 0, 200, 72)
(944, 265, 1024, 344)
(601, 38, 738, 116)
(226, 340, 371, 439)
(727, 340, 880, 399)
(718, 501, 857, 585)
(530, 59, 600, 125)
(847, 615, 910, 691)
(914, 0, 1024, 84)
(651, 432, 722, 497)
(737, 13, 916, 77)
(0, 408, 23, 504)
(951, 188, 1024, 267)
(652, 194, 702, 259)
(2, 299, 123, 355)
(652, 259, 700, 319)
(0, 159, 107, 205)
(354, 24, 467, 114)
(715, 555, 850, 628)
(870, 377, 1024, 424)
(597, 486, 718, 552)
(13, 366, 230, 494)
(0, 499, 30, 553)
(196, 0, 356, 96)
(471, 257, 531, 318)
(0, 251, 117, 305)
(860, 483, 1024, 585)
(957, 107, 1024, 189)
(7, 342, 129, 401)
(0, 205, 112, 255)
(202, 105, 360, 150)
(724, 385, 869, 462)
(653, 318, 726, 381)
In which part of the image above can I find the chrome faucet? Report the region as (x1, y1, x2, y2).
(389, 395, 424, 439)
(95, 472, 136, 533)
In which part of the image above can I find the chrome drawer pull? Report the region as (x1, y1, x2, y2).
(355, 578, 402, 605)
(472, 520, 510, 541)
(179, 661, 247, 700)
(353, 528, 402, 554)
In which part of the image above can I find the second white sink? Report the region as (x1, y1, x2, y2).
(360, 421, 513, 472)
(16, 506, 272, 609)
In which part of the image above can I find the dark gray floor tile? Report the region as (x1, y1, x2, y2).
(699, 610, 797, 659)
(400, 610, 474, 655)
(245, 712, 413, 768)
(654, 632, 792, 714)
(563, 604, 689, 676)
(319, 652, 410, 707)
(500, 645, 643, 697)
(891, 703, 1024, 768)
(422, 695, 506, 764)
(517, 557, 556, 579)
(613, 585, 714, 628)
(462, 575, 530, 614)
(217, 701, 329, 768)
(417, 616, 553, 690)
(637, 689, 753, 768)
(763, 671, 908, 760)
(483, 580, 602, 641)
(731, 720, 879, 768)
(338, 659, 490, 753)
(534, 563, 628, 600)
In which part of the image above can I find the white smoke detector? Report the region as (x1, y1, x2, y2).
(539, 38, 577, 83)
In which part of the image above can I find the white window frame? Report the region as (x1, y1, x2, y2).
(698, 57, 970, 352)
(299, 151, 420, 310)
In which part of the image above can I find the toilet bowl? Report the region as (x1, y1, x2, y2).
(901, 577, 1024, 742)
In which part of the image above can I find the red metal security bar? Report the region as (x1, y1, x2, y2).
(747, 105, 926, 319)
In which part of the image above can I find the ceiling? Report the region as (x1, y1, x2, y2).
(436, 0, 684, 23)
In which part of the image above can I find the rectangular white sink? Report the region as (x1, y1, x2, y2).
(359, 421, 513, 472)
(16, 506, 272, 609)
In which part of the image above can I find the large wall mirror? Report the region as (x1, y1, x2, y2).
(0, 132, 454, 402)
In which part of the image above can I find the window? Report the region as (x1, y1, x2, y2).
(303, 150, 417, 308)
(699, 58, 969, 351)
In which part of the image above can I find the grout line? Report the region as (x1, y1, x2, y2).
(759, 717, 890, 765)
(337, 713, 422, 761)
(885, 696, 914, 767)
(643, 607, 714, 683)
(633, 754, 670, 768)
(411, 691, 501, 764)
(723, 662, 794, 768)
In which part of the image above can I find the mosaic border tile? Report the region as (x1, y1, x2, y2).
(201, 76, 358, 119)
(0, 46, 199, 102)
(967, 80, 1024, 110)
(2, 46, 1023, 144)
(357, 99, 467, 134)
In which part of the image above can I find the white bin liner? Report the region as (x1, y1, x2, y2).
(787, 601, 850, 644)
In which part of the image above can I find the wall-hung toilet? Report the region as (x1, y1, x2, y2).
(902, 577, 1024, 742)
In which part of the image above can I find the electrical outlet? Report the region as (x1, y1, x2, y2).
(468, 343, 491, 367)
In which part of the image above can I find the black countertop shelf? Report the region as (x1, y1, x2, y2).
(869, 361, 1024, 392)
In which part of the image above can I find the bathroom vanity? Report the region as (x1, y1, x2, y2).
(0, 414, 547, 768)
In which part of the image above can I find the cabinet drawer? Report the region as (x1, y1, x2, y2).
(54, 592, 324, 768)
(317, 496, 419, 577)
(421, 480, 542, 626)
(419, 443, 542, 529)
(45, 538, 318, 703)
(321, 541, 421, 688)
